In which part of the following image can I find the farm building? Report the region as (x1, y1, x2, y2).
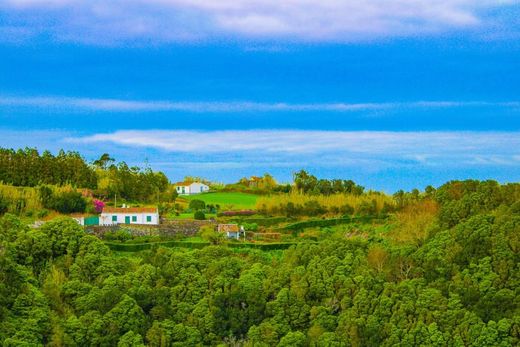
(100, 206, 159, 226)
(71, 214, 100, 226)
(217, 224, 245, 239)
(174, 181, 209, 195)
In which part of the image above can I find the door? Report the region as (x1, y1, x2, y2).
(84, 216, 99, 226)
(125, 216, 130, 224)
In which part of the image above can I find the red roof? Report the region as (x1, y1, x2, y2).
(175, 181, 192, 186)
(218, 224, 240, 232)
(102, 207, 157, 214)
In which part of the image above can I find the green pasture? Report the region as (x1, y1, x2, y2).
(183, 192, 259, 210)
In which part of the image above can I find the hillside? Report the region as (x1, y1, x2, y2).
(0, 180, 519, 345)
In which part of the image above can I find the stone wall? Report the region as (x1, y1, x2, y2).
(158, 220, 216, 237)
(87, 220, 217, 237)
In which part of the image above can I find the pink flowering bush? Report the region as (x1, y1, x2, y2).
(93, 199, 105, 213)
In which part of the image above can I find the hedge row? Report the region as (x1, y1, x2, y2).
(229, 216, 293, 226)
(282, 214, 389, 231)
(105, 240, 305, 252)
(225, 242, 305, 250)
(217, 210, 256, 217)
(106, 240, 210, 252)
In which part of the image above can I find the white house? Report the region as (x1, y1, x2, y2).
(100, 207, 159, 226)
(175, 181, 209, 195)
(217, 224, 245, 240)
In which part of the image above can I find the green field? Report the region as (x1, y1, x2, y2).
(167, 212, 217, 220)
(182, 192, 259, 210)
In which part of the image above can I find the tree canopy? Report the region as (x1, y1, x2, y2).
(0, 179, 519, 345)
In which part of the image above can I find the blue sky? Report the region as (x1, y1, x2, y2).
(1, 1, 519, 192)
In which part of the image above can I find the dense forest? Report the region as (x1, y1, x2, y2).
(0, 148, 169, 202)
(0, 148, 97, 189)
(0, 179, 519, 346)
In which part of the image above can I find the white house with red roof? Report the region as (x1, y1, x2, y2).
(100, 206, 159, 225)
(174, 181, 209, 195)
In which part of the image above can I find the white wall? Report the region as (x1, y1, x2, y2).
(99, 212, 159, 226)
(189, 182, 209, 194)
(72, 217, 84, 226)
(176, 182, 209, 195)
(176, 185, 188, 194)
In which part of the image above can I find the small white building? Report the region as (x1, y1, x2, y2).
(175, 181, 210, 195)
(217, 224, 245, 240)
(70, 214, 100, 226)
(100, 207, 159, 226)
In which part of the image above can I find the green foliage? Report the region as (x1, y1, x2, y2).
(0, 184, 43, 215)
(242, 222, 258, 231)
(0, 194, 8, 215)
(96, 161, 169, 202)
(199, 225, 225, 245)
(231, 216, 291, 226)
(194, 210, 206, 220)
(0, 147, 97, 188)
(189, 199, 206, 211)
(117, 331, 145, 347)
(0, 179, 519, 346)
(435, 180, 520, 227)
(293, 169, 364, 195)
(0, 147, 171, 204)
(103, 229, 133, 242)
(278, 331, 306, 346)
(283, 215, 387, 231)
(50, 191, 87, 214)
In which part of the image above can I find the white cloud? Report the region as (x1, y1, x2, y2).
(68, 130, 520, 167)
(1, 95, 519, 113)
(1, 0, 518, 43)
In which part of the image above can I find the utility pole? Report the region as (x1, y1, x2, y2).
(114, 193, 117, 208)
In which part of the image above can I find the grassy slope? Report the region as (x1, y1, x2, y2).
(182, 192, 259, 210)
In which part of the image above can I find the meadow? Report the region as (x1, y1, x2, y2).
(181, 191, 259, 210)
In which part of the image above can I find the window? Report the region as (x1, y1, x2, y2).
(146, 216, 152, 222)
(112, 215, 117, 222)
(132, 216, 137, 222)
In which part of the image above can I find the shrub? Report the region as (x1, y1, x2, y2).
(37, 209, 49, 219)
(206, 204, 217, 213)
(104, 229, 132, 242)
(194, 211, 206, 220)
(93, 199, 105, 213)
(189, 199, 206, 211)
(198, 225, 224, 244)
(52, 191, 87, 214)
(39, 185, 55, 209)
(511, 201, 520, 214)
(0, 194, 8, 215)
(357, 199, 378, 216)
(242, 222, 258, 231)
(303, 200, 326, 216)
(340, 204, 354, 215)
